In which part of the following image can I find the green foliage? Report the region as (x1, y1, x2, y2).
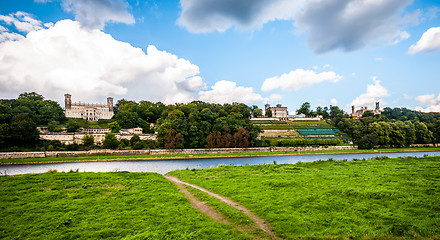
(0, 172, 251, 239)
(108, 121, 121, 133)
(297, 102, 311, 116)
(170, 156, 440, 239)
(102, 133, 119, 149)
(82, 134, 94, 147)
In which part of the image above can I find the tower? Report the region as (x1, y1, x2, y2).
(64, 93, 72, 110)
(107, 97, 114, 112)
(375, 102, 380, 111)
(352, 106, 355, 115)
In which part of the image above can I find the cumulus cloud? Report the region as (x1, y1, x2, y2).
(295, 0, 415, 54)
(0, 11, 43, 33)
(331, 98, 338, 105)
(349, 77, 389, 108)
(0, 20, 203, 104)
(408, 27, 440, 54)
(177, 0, 301, 33)
(415, 93, 440, 112)
(198, 80, 264, 104)
(261, 69, 342, 92)
(36, 0, 135, 30)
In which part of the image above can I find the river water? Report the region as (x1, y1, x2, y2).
(1, 151, 439, 176)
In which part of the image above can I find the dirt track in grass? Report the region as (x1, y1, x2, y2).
(164, 175, 279, 239)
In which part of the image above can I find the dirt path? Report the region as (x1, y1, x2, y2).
(164, 175, 279, 239)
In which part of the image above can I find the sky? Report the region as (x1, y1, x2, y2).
(0, 0, 439, 114)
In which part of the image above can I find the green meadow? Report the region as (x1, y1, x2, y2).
(0, 172, 253, 240)
(169, 156, 440, 239)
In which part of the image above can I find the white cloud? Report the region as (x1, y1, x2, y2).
(37, 0, 135, 30)
(375, 57, 384, 61)
(415, 93, 440, 112)
(296, 0, 415, 54)
(330, 98, 338, 105)
(177, 0, 301, 33)
(198, 80, 264, 104)
(403, 94, 412, 100)
(261, 69, 342, 92)
(0, 11, 43, 33)
(270, 94, 282, 101)
(350, 77, 389, 108)
(408, 27, 440, 54)
(0, 20, 203, 104)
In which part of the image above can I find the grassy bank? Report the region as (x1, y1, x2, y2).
(169, 156, 440, 239)
(0, 172, 253, 239)
(1, 147, 439, 165)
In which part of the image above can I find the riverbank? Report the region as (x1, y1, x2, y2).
(1, 146, 439, 165)
(169, 155, 440, 238)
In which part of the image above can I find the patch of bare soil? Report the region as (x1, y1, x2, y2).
(164, 175, 279, 239)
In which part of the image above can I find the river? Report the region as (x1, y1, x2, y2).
(1, 151, 439, 175)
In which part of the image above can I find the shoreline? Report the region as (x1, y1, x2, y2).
(1, 147, 439, 165)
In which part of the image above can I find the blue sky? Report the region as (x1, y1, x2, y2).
(0, 0, 439, 113)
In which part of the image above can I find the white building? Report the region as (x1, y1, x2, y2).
(64, 94, 114, 121)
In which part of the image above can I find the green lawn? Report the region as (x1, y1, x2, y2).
(0, 172, 253, 239)
(169, 156, 440, 239)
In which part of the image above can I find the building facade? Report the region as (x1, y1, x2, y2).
(64, 94, 114, 121)
(265, 104, 288, 119)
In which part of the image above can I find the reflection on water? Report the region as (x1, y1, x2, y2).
(1, 151, 439, 175)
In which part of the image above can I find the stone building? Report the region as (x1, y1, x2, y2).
(265, 104, 288, 120)
(64, 94, 114, 121)
(351, 102, 382, 119)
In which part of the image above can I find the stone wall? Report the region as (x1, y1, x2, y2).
(0, 145, 359, 160)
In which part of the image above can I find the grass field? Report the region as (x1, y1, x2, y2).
(0, 172, 253, 239)
(169, 156, 440, 239)
(1, 147, 440, 165)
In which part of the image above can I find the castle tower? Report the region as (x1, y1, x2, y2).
(64, 93, 72, 110)
(376, 102, 380, 111)
(107, 97, 114, 112)
(352, 106, 355, 115)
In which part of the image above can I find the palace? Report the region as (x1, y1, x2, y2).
(64, 94, 114, 121)
(351, 102, 382, 119)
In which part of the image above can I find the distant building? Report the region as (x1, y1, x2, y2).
(64, 94, 114, 121)
(351, 102, 382, 119)
(265, 104, 288, 120)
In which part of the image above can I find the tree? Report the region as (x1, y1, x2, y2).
(205, 131, 221, 148)
(130, 134, 141, 146)
(357, 134, 378, 149)
(265, 109, 272, 117)
(108, 121, 121, 133)
(102, 133, 119, 149)
(164, 129, 183, 149)
(48, 121, 61, 132)
(66, 119, 81, 132)
(10, 113, 39, 146)
(297, 102, 311, 116)
(233, 127, 250, 148)
(252, 107, 263, 118)
(82, 134, 94, 147)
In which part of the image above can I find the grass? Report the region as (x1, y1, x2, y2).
(184, 186, 269, 238)
(1, 147, 440, 165)
(288, 121, 334, 129)
(0, 172, 253, 239)
(169, 156, 440, 239)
